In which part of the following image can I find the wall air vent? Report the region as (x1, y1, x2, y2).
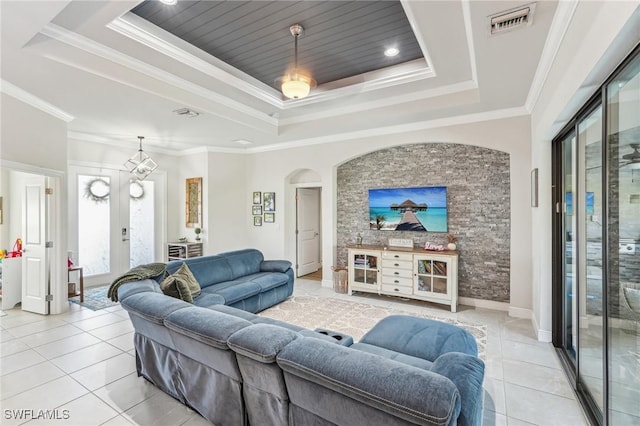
(490, 3, 536, 35)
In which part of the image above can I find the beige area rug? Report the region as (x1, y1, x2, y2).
(260, 296, 486, 359)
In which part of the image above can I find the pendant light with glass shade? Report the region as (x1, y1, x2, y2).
(124, 136, 157, 180)
(280, 24, 316, 100)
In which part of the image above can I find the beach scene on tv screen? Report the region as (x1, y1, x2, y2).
(369, 186, 448, 232)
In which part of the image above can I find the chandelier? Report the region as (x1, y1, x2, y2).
(124, 136, 157, 180)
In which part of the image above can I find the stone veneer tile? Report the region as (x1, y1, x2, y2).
(336, 143, 510, 302)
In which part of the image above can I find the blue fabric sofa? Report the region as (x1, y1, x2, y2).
(117, 248, 294, 312)
(117, 255, 485, 426)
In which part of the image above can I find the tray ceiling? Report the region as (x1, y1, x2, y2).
(131, 0, 424, 90)
(0, 0, 568, 151)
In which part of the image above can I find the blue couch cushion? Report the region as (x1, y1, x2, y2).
(350, 342, 434, 370)
(359, 315, 478, 361)
(164, 307, 252, 350)
(277, 337, 461, 426)
(238, 272, 290, 292)
(193, 293, 226, 308)
(117, 279, 162, 301)
(431, 352, 485, 426)
(228, 324, 299, 363)
(167, 256, 233, 288)
(260, 260, 292, 273)
(219, 249, 264, 280)
(210, 281, 262, 305)
(120, 292, 190, 325)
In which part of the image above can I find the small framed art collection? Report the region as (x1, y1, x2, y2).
(252, 191, 275, 226)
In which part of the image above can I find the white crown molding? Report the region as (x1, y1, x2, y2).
(281, 61, 434, 110)
(69, 105, 528, 156)
(401, 0, 438, 77)
(39, 23, 278, 129)
(461, 0, 479, 84)
(109, 14, 435, 112)
(68, 131, 247, 155)
(108, 14, 285, 108)
(0, 80, 75, 123)
(524, 0, 579, 112)
(248, 106, 529, 153)
(279, 80, 478, 126)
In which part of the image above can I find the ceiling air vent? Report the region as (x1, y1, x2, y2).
(490, 3, 536, 35)
(173, 107, 200, 118)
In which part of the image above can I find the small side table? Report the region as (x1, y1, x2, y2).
(68, 266, 84, 302)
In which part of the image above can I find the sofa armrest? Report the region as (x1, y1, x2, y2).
(360, 315, 478, 361)
(228, 323, 299, 363)
(260, 260, 292, 273)
(277, 337, 461, 426)
(431, 352, 485, 426)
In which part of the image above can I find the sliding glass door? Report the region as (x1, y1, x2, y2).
(605, 51, 640, 425)
(553, 46, 639, 425)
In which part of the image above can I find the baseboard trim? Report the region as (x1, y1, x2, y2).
(508, 306, 532, 319)
(321, 279, 333, 289)
(458, 297, 509, 311)
(532, 314, 552, 342)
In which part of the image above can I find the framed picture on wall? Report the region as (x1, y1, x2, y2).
(185, 177, 202, 227)
(264, 192, 275, 212)
(254, 216, 262, 226)
(264, 212, 275, 223)
(252, 205, 262, 215)
(253, 191, 261, 204)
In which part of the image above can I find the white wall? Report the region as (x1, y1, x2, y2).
(0, 93, 68, 314)
(246, 115, 533, 312)
(530, 2, 639, 341)
(206, 152, 247, 253)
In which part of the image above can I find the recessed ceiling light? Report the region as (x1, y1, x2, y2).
(384, 47, 399, 57)
(233, 139, 253, 146)
(159, 0, 177, 5)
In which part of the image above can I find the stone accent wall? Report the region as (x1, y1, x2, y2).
(336, 143, 511, 302)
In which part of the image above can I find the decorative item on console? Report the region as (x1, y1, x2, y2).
(424, 241, 446, 251)
(446, 234, 458, 251)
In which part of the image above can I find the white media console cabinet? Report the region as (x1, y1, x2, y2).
(347, 245, 459, 312)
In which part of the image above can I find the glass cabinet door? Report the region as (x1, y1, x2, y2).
(351, 252, 379, 288)
(415, 257, 449, 298)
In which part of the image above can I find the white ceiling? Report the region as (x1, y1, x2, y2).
(0, 0, 559, 154)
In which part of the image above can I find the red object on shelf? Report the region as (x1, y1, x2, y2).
(7, 238, 22, 257)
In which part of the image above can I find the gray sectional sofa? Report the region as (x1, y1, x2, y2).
(117, 248, 485, 426)
(116, 248, 294, 312)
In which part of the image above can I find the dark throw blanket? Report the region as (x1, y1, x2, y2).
(108, 263, 167, 302)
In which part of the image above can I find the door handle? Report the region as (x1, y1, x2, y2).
(314, 232, 319, 236)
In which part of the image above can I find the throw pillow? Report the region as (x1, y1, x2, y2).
(160, 263, 201, 303)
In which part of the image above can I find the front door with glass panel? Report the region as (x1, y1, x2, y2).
(72, 166, 164, 286)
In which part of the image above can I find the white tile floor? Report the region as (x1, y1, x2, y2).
(0, 278, 589, 426)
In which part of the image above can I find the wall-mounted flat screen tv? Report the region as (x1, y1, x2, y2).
(369, 186, 448, 232)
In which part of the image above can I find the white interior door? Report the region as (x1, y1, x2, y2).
(296, 188, 321, 277)
(21, 175, 49, 314)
